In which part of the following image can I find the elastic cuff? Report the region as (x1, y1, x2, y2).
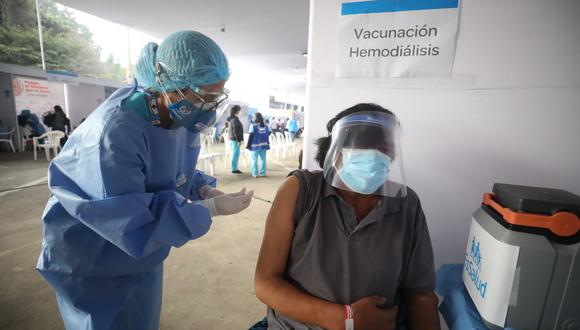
(197, 199, 217, 217)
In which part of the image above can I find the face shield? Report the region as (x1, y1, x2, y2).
(322, 111, 407, 197)
(190, 87, 230, 128)
(156, 62, 230, 133)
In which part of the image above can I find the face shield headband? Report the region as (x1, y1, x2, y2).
(155, 62, 230, 133)
(322, 111, 407, 198)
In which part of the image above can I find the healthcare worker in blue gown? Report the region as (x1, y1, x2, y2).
(36, 30, 254, 330)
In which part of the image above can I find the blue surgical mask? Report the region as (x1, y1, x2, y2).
(166, 97, 216, 133)
(337, 149, 391, 195)
(156, 67, 221, 133)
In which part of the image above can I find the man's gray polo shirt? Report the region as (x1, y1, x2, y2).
(267, 170, 435, 329)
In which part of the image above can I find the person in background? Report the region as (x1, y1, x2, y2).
(17, 109, 45, 138)
(287, 112, 299, 143)
(50, 105, 71, 135)
(247, 112, 270, 178)
(46, 105, 71, 146)
(222, 120, 229, 139)
(278, 117, 287, 132)
(213, 121, 222, 142)
(254, 103, 439, 330)
(18, 109, 46, 150)
(36, 30, 254, 330)
(227, 104, 244, 174)
(269, 116, 279, 133)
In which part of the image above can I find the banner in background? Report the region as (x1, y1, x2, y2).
(13, 76, 65, 120)
(337, 0, 460, 78)
(46, 70, 79, 85)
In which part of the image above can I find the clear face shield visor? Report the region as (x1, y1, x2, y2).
(156, 62, 230, 132)
(322, 111, 407, 197)
(187, 87, 230, 130)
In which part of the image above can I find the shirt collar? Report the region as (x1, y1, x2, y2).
(323, 179, 400, 214)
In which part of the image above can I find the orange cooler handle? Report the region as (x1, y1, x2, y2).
(482, 193, 580, 237)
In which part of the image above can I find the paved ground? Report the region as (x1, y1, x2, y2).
(0, 141, 302, 330)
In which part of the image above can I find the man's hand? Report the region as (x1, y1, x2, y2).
(351, 296, 398, 330)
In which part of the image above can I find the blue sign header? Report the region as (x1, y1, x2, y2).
(341, 0, 459, 16)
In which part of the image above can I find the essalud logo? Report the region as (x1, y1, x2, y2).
(465, 236, 488, 299)
(470, 237, 482, 268)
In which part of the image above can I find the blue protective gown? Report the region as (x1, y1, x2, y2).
(36, 86, 215, 330)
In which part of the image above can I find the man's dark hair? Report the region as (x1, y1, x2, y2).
(314, 103, 394, 168)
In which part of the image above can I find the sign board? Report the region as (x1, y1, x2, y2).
(462, 218, 520, 327)
(13, 76, 66, 121)
(46, 70, 79, 85)
(337, 0, 460, 78)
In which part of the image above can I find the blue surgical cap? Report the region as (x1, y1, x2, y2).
(135, 31, 230, 92)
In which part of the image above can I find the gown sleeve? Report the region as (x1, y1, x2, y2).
(189, 170, 217, 200)
(48, 115, 213, 259)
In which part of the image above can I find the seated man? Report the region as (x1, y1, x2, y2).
(254, 103, 439, 330)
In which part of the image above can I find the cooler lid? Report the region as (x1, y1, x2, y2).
(493, 183, 580, 217)
(482, 183, 580, 241)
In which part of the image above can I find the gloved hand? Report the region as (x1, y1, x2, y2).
(200, 188, 254, 216)
(199, 185, 224, 199)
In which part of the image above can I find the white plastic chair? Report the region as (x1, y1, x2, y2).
(19, 125, 33, 152)
(269, 133, 283, 160)
(284, 131, 297, 157)
(33, 131, 65, 161)
(208, 127, 217, 145)
(223, 133, 249, 169)
(275, 132, 288, 159)
(242, 133, 251, 165)
(198, 134, 222, 176)
(0, 128, 16, 152)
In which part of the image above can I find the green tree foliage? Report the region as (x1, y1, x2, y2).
(0, 0, 41, 66)
(0, 0, 125, 81)
(100, 54, 125, 81)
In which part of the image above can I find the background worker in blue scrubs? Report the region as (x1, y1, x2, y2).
(36, 30, 254, 330)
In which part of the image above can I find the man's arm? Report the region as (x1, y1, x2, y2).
(254, 176, 344, 330)
(255, 176, 400, 330)
(403, 194, 440, 330)
(406, 291, 440, 330)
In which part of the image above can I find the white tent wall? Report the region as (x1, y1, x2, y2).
(303, 0, 580, 267)
(0, 72, 18, 150)
(0, 63, 124, 146)
(65, 83, 106, 129)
